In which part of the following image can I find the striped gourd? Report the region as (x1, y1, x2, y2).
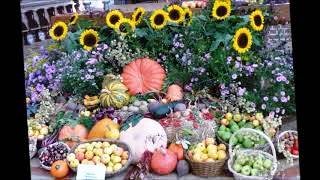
(99, 79, 130, 109)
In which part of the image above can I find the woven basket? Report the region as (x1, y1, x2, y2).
(39, 142, 71, 170)
(227, 128, 278, 180)
(164, 126, 179, 143)
(277, 130, 299, 159)
(185, 150, 228, 176)
(67, 138, 132, 177)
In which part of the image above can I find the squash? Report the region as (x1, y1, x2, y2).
(165, 84, 183, 102)
(121, 58, 166, 95)
(151, 148, 177, 175)
(50, 160, 69, 178)
(87, 118, 120, 140)
(119, 114, 167, 163)
(99, 75, 130, 109)
(58, 124, 88, 148)
(168, 143, 184, 160)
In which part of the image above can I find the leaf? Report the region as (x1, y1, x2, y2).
(135, 28, 148, 37)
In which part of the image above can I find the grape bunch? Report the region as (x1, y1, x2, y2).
(39, 142, 69, 167)
(94, 107, 122, 123)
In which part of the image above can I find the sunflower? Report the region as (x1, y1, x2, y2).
(212, 1, 231, 20)
(79, 29, 99, 51)
(49, 21, 68, 41)
(167, 5, 185, 24)
(106, 10, 124, 29)
(184, 8, 193, 26)
(150, 9, 169, 30)
(131, 7, 145, 25)
(69, 12, 79, 25)
(233, 28, 253, 54)
(250, 9, 264, 31)
(115, 18, 136, 36)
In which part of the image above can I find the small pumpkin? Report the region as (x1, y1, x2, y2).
(165, 84, 183, 102)
(151, 148, 177, 175)
(99, 74, 130, 109)
(58, 124, 88, 148)
(121, 58, 166, 95)
(50, 160, 69, 178)
(168, 143, 184, 160)
(87, 118, 120, 140)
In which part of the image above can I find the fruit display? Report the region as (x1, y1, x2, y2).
(228, 130, 266, 149)
(66, 140, 130, 174)
(217, 112, 265, 143)
(230, 152, 274, 177)
(50, 160, 69, 178)
(151, 148, 178, 175)
(182, 1, 207, 9)
(278, 131, 298, 158)
(187, 138, 227, 162)
(28, 119, 49, 140)
(39, 142, 70, 169)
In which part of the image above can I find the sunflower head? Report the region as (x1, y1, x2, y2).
(167, 5, 185, 24)
(49, 21, 68, 41)
(250, 9, 264, 31)
(233, 28, 253, 54)
(79, 29, 99, 51)
(184, 8, 193, 26)
(115, 18, 136, 36)
(106, 10, 124, 29)
(150, 9, 169, 30)
(132, 7, 145, 26)
(69, 12, 79, 25)
(212, 1, 231, 20)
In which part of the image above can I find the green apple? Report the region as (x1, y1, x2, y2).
(242, 138, 254, 148)
(230, 124, 240, 133)
(235, 133, 244, 143)
(238, 120, 246, 128)
(251, 168, 259, 176)
(235, 157, 247, 166)
(229, 136, 238, 146)
(253, 160, 264, 170)
(241, 165, 252, 175)
(234, 114, 242, 122)
(221, 131, 232, 141)
(219, 125, 227, 132)
(263, 159, 272, 169)
(225, 113, 233, 120)
(233, 163, 242, 172)
(244, 122, 254, 129)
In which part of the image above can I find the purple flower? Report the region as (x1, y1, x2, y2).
(85, 74, 91, 80)
(232, 74, 237, 80)
(35, 84, 44, 92)
(276, 76, 282, 82)
(237, 87, 246, 96)
(205, 53, 211, 59)
(281, 97, 288, 102)
(276, 108, 280, 113)
(272, 97, 278, 102)
(227, 56, 232, 61)
(269, 111, 275, 118)
(96, 72, 103, 76)
(236, 56, 241, 61)
(221, 84, 225, 89)
(235, 61, 241, 69)
(263, 96, 269, 101)
(184, 85, 192, 92)
(267, 62, 273, 67)
(86, 58, 98, 65)
(103, 44, 108, 49)
(280, 91, 286, 96)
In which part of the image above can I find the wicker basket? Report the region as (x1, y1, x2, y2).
(277, 130, 299, 159)
(67, 138, 132, 177)
(227, 128, 278, 180)
(39, 142, 71, 170)
(185, 150, 228, 176)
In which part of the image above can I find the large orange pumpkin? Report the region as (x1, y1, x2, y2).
(121, 58, 166, 95)
(50, 160, 69, 178)
(58, 124, 88, 148)
(87, 118, 120, 140)
(165, 84, 183, 102)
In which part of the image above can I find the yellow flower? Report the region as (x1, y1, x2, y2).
(212, 1, 231, 20)
(184, 8, 193, 26)
(69, 12, 79, 25)
(167, 5, 185, 24)
(250, 9, 264, 31)
(115, 18, 136, 36)
(150, 9, 169, 30)
(233, 28, 253, 54)
(106, 10, 124, 29)
(49, 21, 68, 41)
(131, 7, 145, 25)
(79, 29, 99, 51)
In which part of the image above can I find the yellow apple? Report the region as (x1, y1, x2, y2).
(196, 143, 206, 151)
(221, 119, 229, 126)
(253, 120, 260, 127)
(111, 155, 121, 163)
(92, 156, 101, 164)
(205, 138, 215, 146)
(85, 151, 94, 160)
(217, 144, 226, 151)
(121, 151, 129, 160)
(217, 150, 227, 160)
(70, 159, 79, 168)
(106, 166, 113, 173)
(104, 147, 113, 155)
(94, 142, 102, 149)
(207, 144, 218, 151)
(225, 113, 233, 120)
(208, 149, 218, 158)
(113, 163, 122, 171)
(100, 154, 111, 164)
(67, 153, 76, 162)
(234, 113, 242, 122)
(192, 153, 202, 162)
(201, 153, 208, 161)
(102, 142, 110, 148)
(86, 145, 94, 152)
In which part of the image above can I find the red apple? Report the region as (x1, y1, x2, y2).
(76, 152, 85, 161)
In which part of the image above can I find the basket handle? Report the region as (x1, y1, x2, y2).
(228, 128, 277, 163)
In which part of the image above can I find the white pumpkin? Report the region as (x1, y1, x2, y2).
(119, 118, 167, 163)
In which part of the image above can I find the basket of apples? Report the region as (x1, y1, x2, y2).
(277, 130, 298, 159)
(185, 137, 228, 176)
(66, 139, 132, 177)
(227, 128, 278, 180)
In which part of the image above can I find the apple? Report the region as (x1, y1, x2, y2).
(263, 159, 272, 169)
(121, 151, 129, 160)
(196, 143, 206, 151)
(67, 153, 76, 162)
(233, 163, 242, 172)
(241, 165, 252, 175)
(205, 137, 215, 145)
(121, 159, 128, 165)
(251, 168, 259, 176)
(113, 163, 122, 171)
(221, 119, 229, 126)
(192, 153, 202, 162)
(217, 150, 227, 160)
(106, 166, 113, 173)
(92, 156, 101, 164)
(101, 154, 111, 164)
(76, 152, 85, 161)
(234, 114, 242, 122)
(225, 113, 233, 120)
(255, 113, 264, 121)
(70, 159, 79, 168)
(104, 147, 113, 155)
(207, 144, 217, 151)
(102, 142, 110, 148)
(252, 120, 260, 127)
(85, 151, 94, 160)
(217, 144, 226, 151)
(292, 149, 299, 156)
(201, 153, 209, 161)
